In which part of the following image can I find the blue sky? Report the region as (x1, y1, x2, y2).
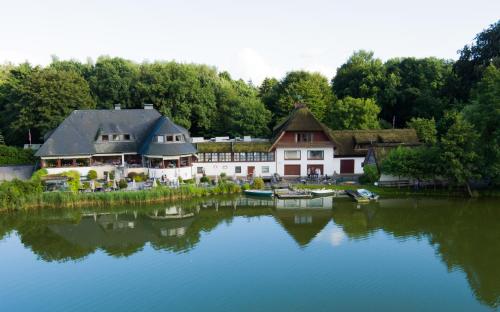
(1, 0, 499, 83)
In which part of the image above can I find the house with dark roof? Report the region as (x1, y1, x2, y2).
(36, 104, 198, 180)
(36, 103, 420, 181)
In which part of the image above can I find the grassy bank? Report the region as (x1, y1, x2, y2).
(0, 183, 242, 211)
(294, 184, 500, 198)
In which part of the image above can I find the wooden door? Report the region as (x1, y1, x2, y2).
(340, 159, 354, 174)
(284, 164, 301, 176)
(247, 166, 255, 177)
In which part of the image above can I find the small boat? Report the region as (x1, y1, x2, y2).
(275, 191, 312, 199)
(244, 189, 274, 197)
(310, 189, 337, 197)
(345, 189, 379, 202)
(357, 189, 379, 200)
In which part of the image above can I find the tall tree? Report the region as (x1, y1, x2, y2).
(325, 97, 380, 130)
(88, 56, 138, 109)
(454, 20, 500, 101)
(332, 50, 386, 99)
(380, 57, 454, 126)
(440, 113, 480, 196)
(463, 65, 500, 184)
(0, 67, 95, 144)
(272, 71, 333, 123)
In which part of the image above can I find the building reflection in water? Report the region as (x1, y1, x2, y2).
(1, 196, 499, 308)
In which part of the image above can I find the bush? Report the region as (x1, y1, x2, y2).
(87, 170, 98, 180)
(60, 171, 81, 193)
(200, 175, 210, 183)
(128, 172, 147, 182)
(183, 179, 195, 184)
(109, 171, 115, 180)
(118, 179, 128, 189)
(0, 145, 35, 165)
(359, 164, 380, 184)
(252, 177, 265, 190)
(178, 176, 183, 183)
(31, 168, 48, 182)
(242, 183, 251, 190)
(82, 182, 91, 190)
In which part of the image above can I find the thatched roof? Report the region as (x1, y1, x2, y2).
(271, 105, 335, 146)
(328, 129, 420, 156)
(195, 141, 272, 153)
(233, 142, 271, 153)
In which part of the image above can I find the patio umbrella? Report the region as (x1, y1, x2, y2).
(153, 178, 158, 188)
(131, 179, 136, 190)
(112, 179, 117, 190)
(90, 180, 95, 192)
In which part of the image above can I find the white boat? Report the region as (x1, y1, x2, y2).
(357, 189, 379, 200)
(310, 189, 337, 197)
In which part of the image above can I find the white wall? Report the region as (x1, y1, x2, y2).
(332, 157, 365, 175)
(45, 166, 116, 179)
(275, 147, 334, 176)
(193, 162, 276, 178)
(149, 167, 193, 180)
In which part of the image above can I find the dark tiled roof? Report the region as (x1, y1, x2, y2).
(328, 129, 420, 156)
(140, 116, 196, 156)
(36, 109, 161, 157)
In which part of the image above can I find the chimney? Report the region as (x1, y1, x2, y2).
(114, 104, 121, 110)
(144, 103, 154, 110)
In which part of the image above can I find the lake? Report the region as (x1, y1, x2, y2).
(0, 196, 499, 311)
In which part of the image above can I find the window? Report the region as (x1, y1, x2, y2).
(166, 135, 174, 142)
(308, 150, 324, 160)
(254, 152, 261, 162)
(123, 134, 131, 140)
(297, 133, 313, 142)
(175, 135, 184, 142)
(211, 153, 218, 162)
(284, 150, 301, 160)
(101, 135, 109, 141)
(247, 153, 254, 161)
(156, 135, 164, 143)
(235, 166, 241, 174)
(113, 134, 120, 141)
(262, 166, 270, 173)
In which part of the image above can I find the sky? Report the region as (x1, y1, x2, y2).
(1, 0, 499, 84)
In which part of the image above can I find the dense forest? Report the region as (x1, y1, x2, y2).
(0, 20, 498, 190)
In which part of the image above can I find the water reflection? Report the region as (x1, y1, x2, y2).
(1, 196, 499, 308)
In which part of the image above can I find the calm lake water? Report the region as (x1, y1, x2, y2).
(1, 196, 499, 311)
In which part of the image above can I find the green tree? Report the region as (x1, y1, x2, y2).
(407, 117, 437, 144)
(215, 78, 271, 137)
(380, 57, 454, 126)
(332, 50, 386, 99)
(440, 113, 480, 196)
(325, 97, 380, 130)
(88, 56, 138, 109)
(0, 66, 95, 145)
(463, 65, 500, 184)
(272, 71, 334, 122)
(453, 20, 500, 101)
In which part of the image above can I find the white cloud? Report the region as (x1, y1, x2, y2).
(235, 48, 281, 84)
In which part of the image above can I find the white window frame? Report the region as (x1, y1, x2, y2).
(284, 150, 301, 160)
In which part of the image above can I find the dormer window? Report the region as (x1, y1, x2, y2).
(102, 135, 109, 141)
(112, 134, 120, 141)
(154, 134, 185, 143)
(296, 133, 313, 142)
(123, 134, 131, 140)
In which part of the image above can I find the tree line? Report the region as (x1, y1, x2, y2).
(0, 20, 498, 189)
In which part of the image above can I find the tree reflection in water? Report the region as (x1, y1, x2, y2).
(0, 196, 499, 308)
